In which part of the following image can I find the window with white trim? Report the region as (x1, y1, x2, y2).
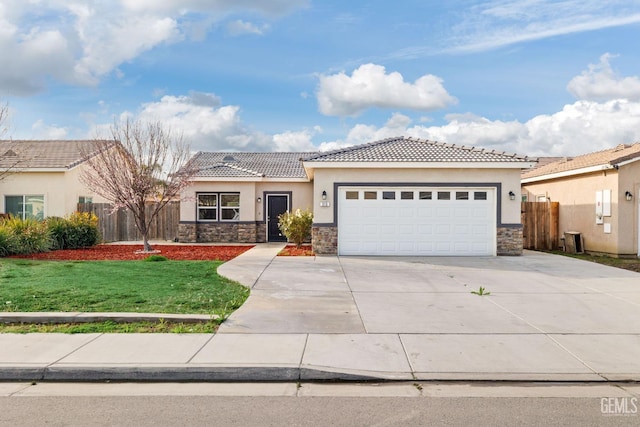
(5, 195, 44, 220)
(220, 193, 240, 221)
(197, 193, 218, 221)
(197, 193, 240, 222)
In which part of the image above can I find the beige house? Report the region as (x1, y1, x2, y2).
(180, 137, 535, 256)
(0, 140, 108, 219)
(521, 143, 640, 257)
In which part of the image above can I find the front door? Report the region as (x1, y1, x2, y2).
(267, 195, 289, 242)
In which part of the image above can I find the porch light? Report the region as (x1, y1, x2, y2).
(322, 190, 327, 200)
(257, 197, 262, 203)
(625, 191, 633, 201)
(508, 191, 516, 201)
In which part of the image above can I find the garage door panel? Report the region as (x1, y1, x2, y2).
(338, 187, 496, 256)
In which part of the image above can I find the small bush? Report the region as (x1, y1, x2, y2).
(46, 216, 68, 250)
(278, 208, 313, 248)
(46, 212, 101, 250)
(0, 224, 17, 256)
(3, 216, 51, 255)
(65, 212, 100, 248)
(144, 255, 168, 262)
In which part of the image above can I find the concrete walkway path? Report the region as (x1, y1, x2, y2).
(1, 244, 639, 382)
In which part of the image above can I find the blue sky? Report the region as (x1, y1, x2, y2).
(2, 0, 640, 156)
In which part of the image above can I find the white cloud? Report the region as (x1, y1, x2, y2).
(227, 20, 270, 36)
(317, 63, 457, 117)
(120, 0, 309, 16)
(0, 0, 307, 94)
(445, 0, 640, 53)
(323, 99, 640, 157)
(101, 91, 320, 152)
(567, 53, 640, 101)
(31, 119, 68, 140)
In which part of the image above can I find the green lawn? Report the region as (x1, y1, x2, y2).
(0, 259, 249, 315)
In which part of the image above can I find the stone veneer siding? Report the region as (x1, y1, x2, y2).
(178, 222, 266, 243)
(497, 226, 523, 256)
(311, 224, 523, 256)
(312, 225, 338, 254)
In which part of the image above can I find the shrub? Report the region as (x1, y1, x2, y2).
(65, 212, 100, 248)
(278, 208, 313, 248)
(3, 216, 51, 255)
(46, 216, 68, 250)
(0, 224, 17, 256)
(46, 212, 101, 250)
(144, 255, 168, 262)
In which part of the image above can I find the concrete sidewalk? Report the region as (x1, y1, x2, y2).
(1, 244, 639, 382)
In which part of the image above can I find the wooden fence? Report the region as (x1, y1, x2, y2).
(77, 202, 180, 243)
(521, 201, 559, 250)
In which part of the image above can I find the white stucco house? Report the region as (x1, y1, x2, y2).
(0, 140, 109, 220)
(180, 137, 535, 256)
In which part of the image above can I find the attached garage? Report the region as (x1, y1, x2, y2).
(303, 137, 535, 256)
(338, 186, 496, 256)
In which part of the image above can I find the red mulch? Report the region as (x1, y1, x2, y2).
(10, 245, 254, 261)
(278, 244, 314, 256)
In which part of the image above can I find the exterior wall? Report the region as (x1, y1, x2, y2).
(179, 179, 312, 243)
(0, 167, 107, 218)
(497, 226, 523, 255)
(312, 225, 337, 254)
(311, 167, 522, 225)
(311, 167, 523, 255)
(521, 168, 633, 255)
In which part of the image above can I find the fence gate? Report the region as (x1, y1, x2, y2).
(521, 201, 559, 251)
(77, 202, 180, 242)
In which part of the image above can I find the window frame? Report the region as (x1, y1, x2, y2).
(219, 193, 240, 222)
(196, 192, 241, 222)
(4, 194, 45, 220)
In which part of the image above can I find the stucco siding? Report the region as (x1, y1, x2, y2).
(0, 167, 106, 218)
(311, 167, 522, 225)
(522, 170, 627, 255)
(181, 180, 313, 223)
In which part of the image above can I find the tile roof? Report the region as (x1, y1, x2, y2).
(303, 137, 532, 163)
(522, 143, 640, 180)
(190, 152, 315, 179)
(0, 140, 109, 169)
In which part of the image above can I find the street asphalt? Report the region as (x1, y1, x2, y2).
(1, 243, 639, 382)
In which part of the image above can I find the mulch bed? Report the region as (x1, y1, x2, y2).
(278, 244, 314, 256)
(10, 245, 254, 261)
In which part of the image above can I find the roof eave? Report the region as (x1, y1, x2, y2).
(614, 156, 640, 168)
(191, 176, 310, 182)
(302, 161, 536, 170)
(522, 163, 616, 184)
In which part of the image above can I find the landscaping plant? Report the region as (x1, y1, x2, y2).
(278, 208, 313, 248)
(1, 216, 51, 255)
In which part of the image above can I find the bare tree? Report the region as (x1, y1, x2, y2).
(0, 102, 25, 182)
(80, 119, 195, 252)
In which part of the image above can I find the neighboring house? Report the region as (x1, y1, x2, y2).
(521, 143, 640, 257)
(0, 140, 109, 219)
(180, 137, 535, 256)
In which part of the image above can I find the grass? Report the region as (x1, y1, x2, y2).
(549, 251, 640, 273)
(0, 259, 249, 314)
(0, 320, 218, 334)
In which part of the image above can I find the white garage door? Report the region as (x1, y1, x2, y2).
(338, 187, 496, 256)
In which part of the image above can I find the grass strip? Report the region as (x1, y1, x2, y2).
(0, 320, 218, 334)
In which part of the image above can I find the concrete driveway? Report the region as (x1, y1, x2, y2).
(218, 249, 640, 380)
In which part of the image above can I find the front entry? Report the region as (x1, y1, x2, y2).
(267, 195, 289, 242)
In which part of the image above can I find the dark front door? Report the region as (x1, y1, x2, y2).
(267, 195, 289, 242)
